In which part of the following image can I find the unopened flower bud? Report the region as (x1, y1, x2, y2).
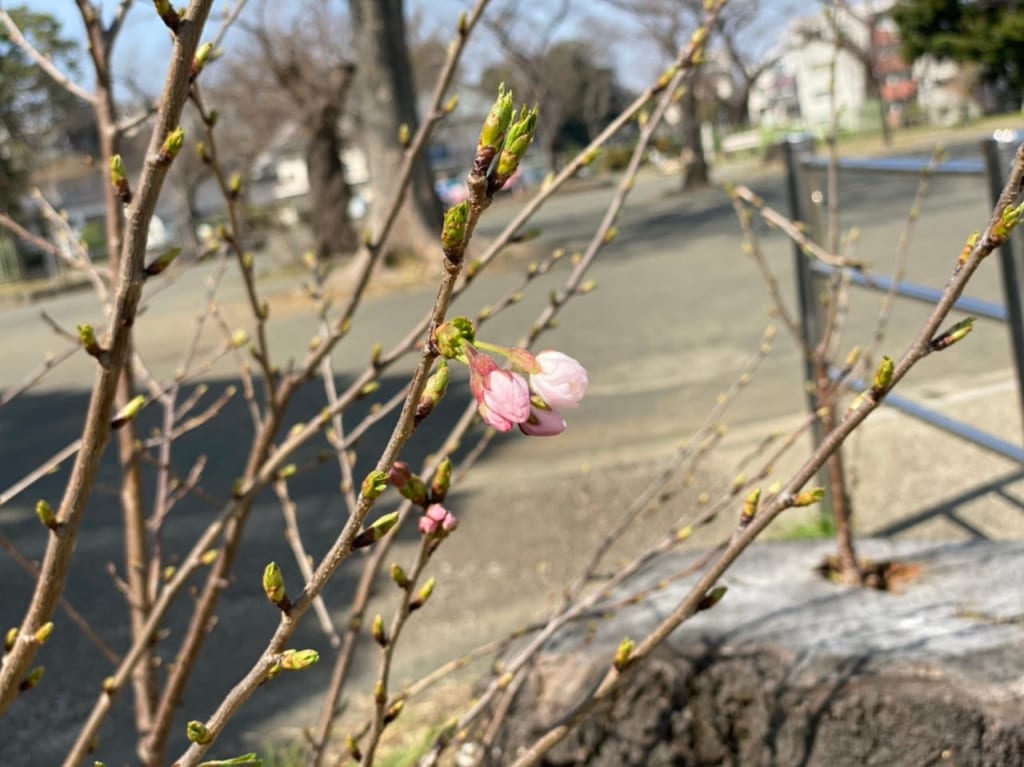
(111, 395, 146, 430)
(398, 123, 411, 146)
(346, 735, 362, 761)
(262, 562, 290, 611)
(492, 106, 538, 190)
(409, 576, 436, 612)
(388, 463, 428, 506)
(33, 622, 53, 645)
(20, 666, 44, 691)
(190, 42, 215, 80)
(157, 126, 185, 165)
(144, 246, 181, 277)
(793, 487, 826, 507)
(352, 511, 400, 550)
(390, 562, 410, 589)
(444, 94, 459, 114)
(477, 84, 514, 163)
(430, 458, 452, 503)
(613, 637, 634, 671)
(741, 487, 761, 525)
(697, 585, 728, 612)
(5, 627, 17, 651)
(958, 231, 980, 269)
(102, 676, 117, 694)
(433, 317, 476, 361)
(360, 470, 389, 501)
(930, 317, 975, 352)
(871, 356, 894, 395)
(229, 172, 243, 199)
(153, 0, 181, 32)
(441, 202, 470, 259)
(384, 699, 404, 724)
(36, 499, 58, 530)
(371, 613, 387, 647)
(110, 155, 132, 204)
(186, 720, 211, 744)
(416, 360, 449, 424)
(279, 648, 319, 671)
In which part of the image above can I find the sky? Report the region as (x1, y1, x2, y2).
(14, 0, 792, 103)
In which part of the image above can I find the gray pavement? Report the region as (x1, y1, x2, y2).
(1, 155, 1023, 764)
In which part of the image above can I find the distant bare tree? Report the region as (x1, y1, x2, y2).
(715, 1, 791, 128)
(218, 0, 358, 260)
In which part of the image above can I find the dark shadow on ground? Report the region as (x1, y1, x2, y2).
(0, 368, 514, 765)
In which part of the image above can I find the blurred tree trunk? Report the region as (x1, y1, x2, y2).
(349, 0, 443, 263)
(307, 71, 357, 259)
(682, 83, 710, 189)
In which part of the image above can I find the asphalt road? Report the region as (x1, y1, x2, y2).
(0, 154, 1016, 764)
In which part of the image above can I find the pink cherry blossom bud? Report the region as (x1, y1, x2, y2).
(530, 351, 588, 409)
(519, 404, 567, 436)
(466, 345, 531, 430)
(389, 461, 412, 488)
(418, 503, 457, 537)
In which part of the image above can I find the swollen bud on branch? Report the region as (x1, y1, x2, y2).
(77, 323, 109, 366)
(190, 42, 215, 81)
(262, 562, 290, 611)
(19, 666, 44, 691)
(186, 720, 212, 745)
(109, 155, 131, 205)
(993, 200, 1024, 243)
(352, 511, 400, 550)
(441, 202, 470, 261)
(416, 360, 450, 424)
(360, 470, 389, 501)
(430, 458, 452, 504)
(384, 699, 405, 725)
(740, 487, 761, 526)
(697, 585, 728, 612)
(33, 622, 53, 645)
(871, 356, 894, 397)
(144, 247, 181, 278)
(390, 562, 410, 589)
(930, 317, 975, 352)
(958, 232, 980, 270)
(792, 487, 826, 507)
(491, 106, 539, 192)
(152, 0, 181, 31)
(157, 126, 185, 166)
(388, 463, 428, 506)
(110, 395, 146, 430)
(409, 577, 436, 612)
(279, 648, 319, 671)
(613, 637, 635, 671)
(433, 316, 476, 362)
(371, 613, 387, 647)
(4, 627, 17, 652)
(346, 735, 363, 762)
(36, 499, 58, 531)
(476, 83, 514, 169)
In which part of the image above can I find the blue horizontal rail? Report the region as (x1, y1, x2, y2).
(810, 263, 1008, 322)
(801, 156, 984, 175)
(840, 374, 1024, 464)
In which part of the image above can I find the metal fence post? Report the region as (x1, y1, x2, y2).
(783, 134, 827, 438)
(982, 132, 1024, 445)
